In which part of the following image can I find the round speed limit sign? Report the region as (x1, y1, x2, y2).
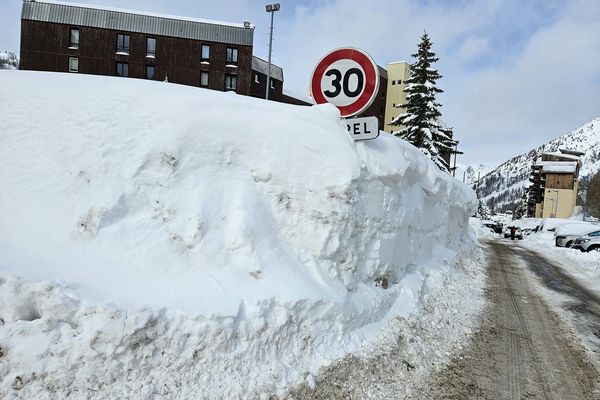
(310, 47, 380, 117)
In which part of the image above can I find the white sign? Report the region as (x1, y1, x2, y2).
(344, 116, 380, 141)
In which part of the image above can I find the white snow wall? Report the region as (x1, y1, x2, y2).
(0, 71, 476, 399)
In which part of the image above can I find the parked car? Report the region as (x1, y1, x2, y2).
(571, 230, 600, 252)
(554, 223, 600, 247)
(504, 226, 523, 240)
(483, 220, 503, 234)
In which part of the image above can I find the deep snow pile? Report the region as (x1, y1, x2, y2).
(0, 71, 480, 398)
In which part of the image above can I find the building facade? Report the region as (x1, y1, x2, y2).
(21, 0, 255, 95)
(527, 149, 583, 219)
(250, 56, 283, 102)
(354, 66, 388, 131)
(383, 61, 410, 133)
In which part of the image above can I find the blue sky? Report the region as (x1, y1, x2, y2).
(1, 0, 599, 167)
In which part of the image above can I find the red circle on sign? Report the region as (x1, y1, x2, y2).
(310, 48, 380, 117)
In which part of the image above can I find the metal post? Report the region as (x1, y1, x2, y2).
(583, 175, 589, 221)
(265, 4, 279, 100)
(452, 142, 458, 177)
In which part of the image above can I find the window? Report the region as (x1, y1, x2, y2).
(116, 62, 129, 77)
(201, 44, 210, 61)
(147, 37, 156, 57)
(226, 47, 238, 64)
(146, 65, 155, 79)
(68, 57, 78, 72)
(69, 28, 79, 49)
(116, 34, 130, 53)
(254, 73, 260, 83)
(224, 74, 237, 90)
(200, 71, 209, 87)
(270, 80, 275, 89)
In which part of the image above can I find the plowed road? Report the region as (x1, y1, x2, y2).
(424, 241, 600, 399)
(288, 240, 600, 399)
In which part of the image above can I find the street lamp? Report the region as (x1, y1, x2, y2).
(265, 3, 280, 100)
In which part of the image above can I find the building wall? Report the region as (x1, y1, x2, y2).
(535, 203, 543, 218)
(383, 62, 410, 133)
(542, 187, 577, 219)
(358, 71, 388, 131)
(20, 20, 253, 94)
(250, 69, 283, 102)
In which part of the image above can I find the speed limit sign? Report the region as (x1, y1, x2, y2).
(310, 47, 380, 117)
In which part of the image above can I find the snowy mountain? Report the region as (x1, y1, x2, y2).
(477, 117, 600, 213)
(455, 163, 494, 185)
(0, 51, 18, 70)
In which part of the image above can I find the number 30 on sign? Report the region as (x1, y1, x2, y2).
(310, 47, 380, 118)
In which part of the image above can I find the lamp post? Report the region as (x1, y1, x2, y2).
(265, 3, 280, 100)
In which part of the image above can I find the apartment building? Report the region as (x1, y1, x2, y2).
(527, 149, 584, 218)
(383, 61, 411, 133)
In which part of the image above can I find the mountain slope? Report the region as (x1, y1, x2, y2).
(477, 117, 600, 212)
(0, 51, 18, 70)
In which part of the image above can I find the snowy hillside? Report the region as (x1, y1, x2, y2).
(477, 117, 600, 212)
(0, 51, 18, 70)
(0, 71, 481, 398)
(455, 163, 494, 185)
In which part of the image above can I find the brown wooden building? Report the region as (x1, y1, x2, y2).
(20, 0, 255, 94)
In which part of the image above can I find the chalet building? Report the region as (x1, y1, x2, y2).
(526, 149, 584, 219)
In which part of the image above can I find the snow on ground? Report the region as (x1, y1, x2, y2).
(517, 220, 600, 297)
(0, 71, 482, 399)
(469, 217, 497, 240)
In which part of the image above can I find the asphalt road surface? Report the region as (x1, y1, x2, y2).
(422, 240, 600, 399)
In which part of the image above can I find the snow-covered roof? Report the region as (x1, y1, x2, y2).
(540, 161, 578, 174)
(251, 56, 283, 81)
(559, 148, 585, 156)
(542, 151, 581, 161)
(22, 0, 254, 46)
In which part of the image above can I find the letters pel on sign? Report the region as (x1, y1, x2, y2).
(344, 116, 379, 141)
(310, 47, 380, 118)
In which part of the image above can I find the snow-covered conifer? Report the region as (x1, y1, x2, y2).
(391, 32, 457, 172)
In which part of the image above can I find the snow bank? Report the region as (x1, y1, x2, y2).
(0, 71, 479, 398)
(520, 232, 600, 298)
(469, 217, 497, 239)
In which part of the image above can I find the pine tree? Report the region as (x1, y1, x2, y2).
(391, 32, 456, 172)
(476, 200, 492, 220)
